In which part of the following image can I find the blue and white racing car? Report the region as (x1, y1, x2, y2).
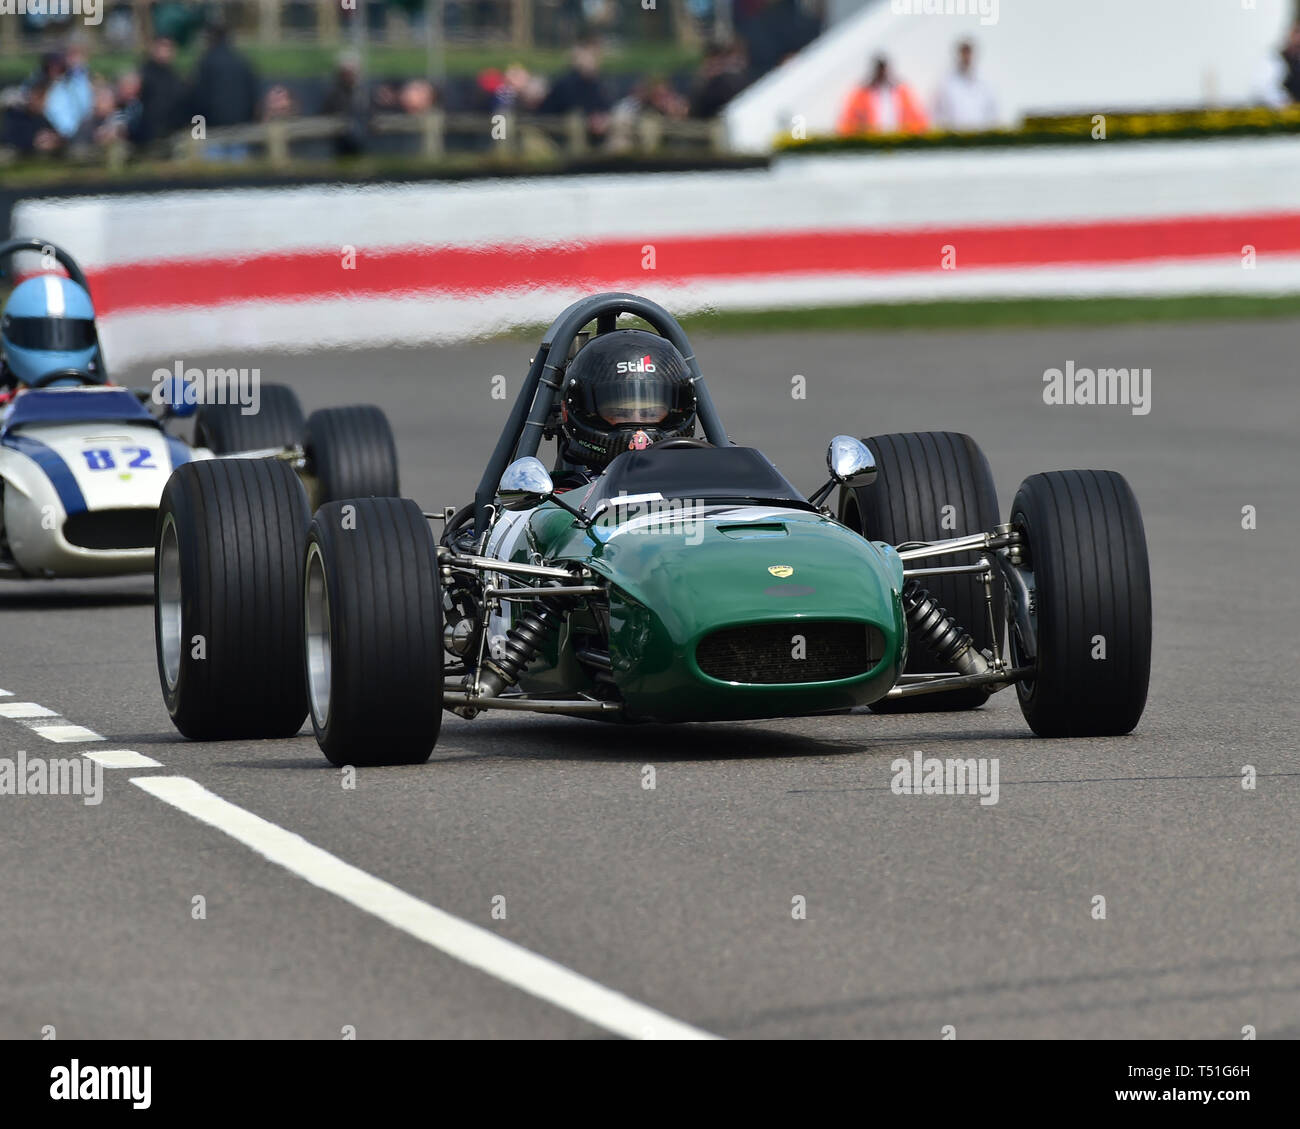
(0, 238, 401, 580)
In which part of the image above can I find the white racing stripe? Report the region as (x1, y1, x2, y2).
(83, 750, 162, 769)
(44, 273, 66, 316)
(132, 776, 717, 1041)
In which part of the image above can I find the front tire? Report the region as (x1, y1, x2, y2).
(305, 406, 400, 505)
(155, 459, 310, 739)
(195, 383, 305, 454)
(1011, 470, 1151, 737)
(839, 431, 1002, 711)
(304, 497, 443, 766)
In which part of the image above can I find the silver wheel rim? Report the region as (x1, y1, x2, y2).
(158, 515, 183, 691)
(305, 542, 332, 729)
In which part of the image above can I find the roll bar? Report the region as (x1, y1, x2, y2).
(0, 238, 93, 292)
(472, 292, 727, 534)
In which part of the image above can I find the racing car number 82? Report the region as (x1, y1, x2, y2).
(82, 446, 156, 471)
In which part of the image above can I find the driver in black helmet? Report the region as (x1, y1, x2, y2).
(559, 328, 698, 476)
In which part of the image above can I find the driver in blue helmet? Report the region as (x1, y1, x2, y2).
(0, 273, 103, 406)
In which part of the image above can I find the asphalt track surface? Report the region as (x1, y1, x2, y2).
(2, 319, 1297, 1040)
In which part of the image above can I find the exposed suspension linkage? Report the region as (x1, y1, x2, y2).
(436, 544, 610, 719)
(884, 525, 1035, 699)
(475, 591, 577, 699)
(901, 580, 991, 678)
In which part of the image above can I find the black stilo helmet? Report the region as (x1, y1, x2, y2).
(561, 329, 697, 470)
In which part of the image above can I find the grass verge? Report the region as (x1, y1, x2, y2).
(671, 294, 1300, 335)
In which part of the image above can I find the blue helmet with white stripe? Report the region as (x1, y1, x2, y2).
(1, 274, 101, 386)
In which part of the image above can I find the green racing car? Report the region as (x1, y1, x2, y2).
(152, 292, 1152, 765)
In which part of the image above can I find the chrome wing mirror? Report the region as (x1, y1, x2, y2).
(827, 435, 877, 488)
(497, 456, 555, 511)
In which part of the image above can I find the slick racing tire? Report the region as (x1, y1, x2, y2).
(304, 497, 442, 767)
(155, 459, 310, 739)
(839, 431, 1002, 712)
(305, 406, 400, 505)
(1010, 470, 1151, 737)
(194, 383, 306, 454)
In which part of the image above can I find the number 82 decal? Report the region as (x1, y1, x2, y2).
(82, 447, 156, 471)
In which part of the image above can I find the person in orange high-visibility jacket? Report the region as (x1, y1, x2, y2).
(837, 56, 929, 136)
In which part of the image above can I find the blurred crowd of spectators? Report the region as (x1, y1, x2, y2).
(463, 35, 750, 150)
(316, 31, 758, 157)
(0, 24, 266, 158)
(0, 24, 777, 162)
(0, 0, 825, 163)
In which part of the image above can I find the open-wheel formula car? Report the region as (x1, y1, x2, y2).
(152, 292, 1151, 762)
(0, 238, 401, 579)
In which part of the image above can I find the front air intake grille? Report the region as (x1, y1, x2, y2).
(63, 508, 155, 550)
(695, 621, 884, 684)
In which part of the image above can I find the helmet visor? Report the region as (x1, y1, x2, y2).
(3, 315, 97, 352)
(587, 375, 694, 428)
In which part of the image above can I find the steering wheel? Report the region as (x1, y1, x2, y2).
(30, 369, 97, 389)
(648, 437, 712, 451)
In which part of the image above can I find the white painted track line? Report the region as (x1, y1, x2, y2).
(83, 750, 163, 769)
(0, 702, 57, 718)
(0, 688, 13, 696)
(31, 724, 105, 743)
(0, 700, 105, 744)
(132, 776, 717, 1041)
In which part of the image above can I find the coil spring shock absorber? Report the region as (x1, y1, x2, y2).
(475, 592, 575, 699)
(901, 580, 990, 677)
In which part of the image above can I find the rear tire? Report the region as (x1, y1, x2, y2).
(304, 497, 442, 766)
(1011, 470, 1151, 737)
(839, 431, 1001, 712)
(306, 406, 400, 504)
(154, 459, 310, 739)
(195, 383, 305, 454)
